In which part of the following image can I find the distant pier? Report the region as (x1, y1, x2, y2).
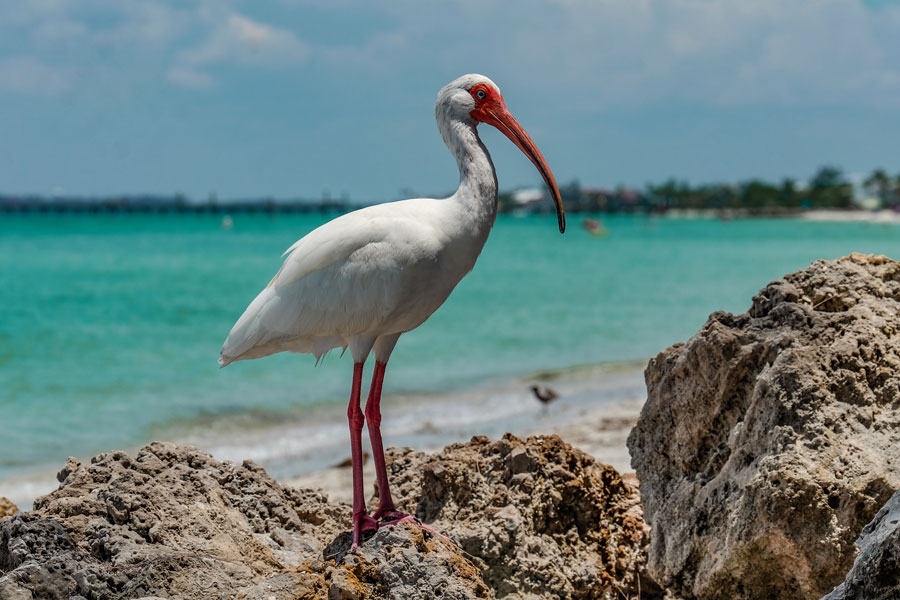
(0, 195, 353, 215)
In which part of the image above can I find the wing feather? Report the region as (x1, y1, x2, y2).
(219, 199, 446, 366)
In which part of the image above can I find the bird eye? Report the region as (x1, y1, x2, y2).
(476, 89, 486, 99)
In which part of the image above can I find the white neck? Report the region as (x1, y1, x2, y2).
(438, 116, 498, 231)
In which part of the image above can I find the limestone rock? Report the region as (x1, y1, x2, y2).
(386, 433, 654, 599)
(822, 488, 900, 600)
(0, 442, 486, 600)
(1, 435, 647, 599)
(0, 498, 17, 518)
(0, 442, 345, 599)
(628, 254, 900, 599)
(323, 523, 490, 600)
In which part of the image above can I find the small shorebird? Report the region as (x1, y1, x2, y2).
(219, 74, 565, 547)
(530, 384, 559, 406)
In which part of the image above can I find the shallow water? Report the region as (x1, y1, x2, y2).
(2, 212, 899, 502)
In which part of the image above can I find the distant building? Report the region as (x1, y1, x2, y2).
(511, 187, 545, 206)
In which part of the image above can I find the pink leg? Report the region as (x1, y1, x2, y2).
(348, 362, 377, 547)
(364, 361, 399, 520)
(364, 361, 452, 544)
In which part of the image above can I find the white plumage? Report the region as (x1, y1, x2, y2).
(219, 74, 563, 369)
(218, 74, 564, 547)
(219, 198, 486, 365)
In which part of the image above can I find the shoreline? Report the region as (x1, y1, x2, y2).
(0, 359, 647, 510)
(288, 362, 646, 505)
(800, 209, 900, 224)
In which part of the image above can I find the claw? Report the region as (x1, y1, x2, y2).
(376, 509, 410, 525)
(377, 511, 454, 545)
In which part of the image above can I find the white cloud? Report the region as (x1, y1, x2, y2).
(11, 1, 187, 47)
(166, 66, 215, 89)
(316, 0, 900, 108)
(0, 2, 311, 92)
(91, 2, 189, 47)
(0, 0, 195, 96)
(215, 13, 309, 66)
(0, 57, 72, 95)
(0, 0, 897, 106)
(168, 12, 310, 88)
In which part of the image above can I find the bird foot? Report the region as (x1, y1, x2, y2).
(351, 512, 379, 548)
(377, 511, 453, 545)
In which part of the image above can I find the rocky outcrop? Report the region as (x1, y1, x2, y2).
(0, 435, 648, 599)
(822, 488, 900, 600)
(0, 443, 486, 600)
(628, 253, 900, 600)
(0, 498, 17, 518)
(386, 433, 655, 599)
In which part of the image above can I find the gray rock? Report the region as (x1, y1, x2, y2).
(628, 253, 900, 600)
(822, 488, 900, 600)
(1, 435, 648, 599)
(0, 442, 484, 600)
(386, 433, 658, 600)
(326, 524, 489, 600)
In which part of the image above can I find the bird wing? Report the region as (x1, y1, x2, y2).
(220, 200, 446, 364)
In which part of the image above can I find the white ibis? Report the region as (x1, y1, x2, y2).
(219, 74, 565, 547)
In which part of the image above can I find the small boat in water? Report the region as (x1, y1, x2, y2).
(581, 218, 609, 237)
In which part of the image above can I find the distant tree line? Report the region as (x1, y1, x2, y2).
(863, 169, 900, 208)
(5, 165, 899, 216)
(499, 166, 900, 215)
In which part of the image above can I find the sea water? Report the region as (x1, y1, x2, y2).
(2, 213, 899, 503)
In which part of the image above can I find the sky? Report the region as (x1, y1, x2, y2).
(1, 0, 899, 202)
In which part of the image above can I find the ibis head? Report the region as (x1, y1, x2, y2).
(437, 74, 565, 234)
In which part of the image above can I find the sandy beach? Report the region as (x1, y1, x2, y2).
(0, 360, 647, 510)
(801, 209, 900, 223)
(286, 362, 645, 505)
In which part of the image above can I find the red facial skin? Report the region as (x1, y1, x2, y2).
(468, 83, 504, 123)
(468, 83, 566, 233)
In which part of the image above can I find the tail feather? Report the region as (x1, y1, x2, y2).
(219, 287, 276, 366)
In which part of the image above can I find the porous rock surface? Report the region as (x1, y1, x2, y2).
(386, 433, 655, 599)
(628, 253, 900, 600)
(0, 498, 17, 518)
(0, 435, 649, 599)
(822, 488, 900, 600)
(0, 442, 486, 600)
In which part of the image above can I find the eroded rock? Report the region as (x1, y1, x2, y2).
(0, 443, 345, 599)
(386, 433, 654, 599)
(0, 498, 17, 518)
(323, 523, 490, 600)
(628, 253, 900, 600)
(0, 443, 486, 600)
(1, 435, 648, 599)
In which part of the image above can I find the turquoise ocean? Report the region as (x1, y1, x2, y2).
(2, 213, 899, 504)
